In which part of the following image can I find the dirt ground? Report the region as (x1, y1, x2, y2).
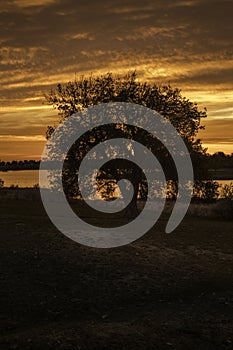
(0, 197, 233, 349)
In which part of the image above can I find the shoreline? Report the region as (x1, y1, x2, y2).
(0, 188, 232, 220)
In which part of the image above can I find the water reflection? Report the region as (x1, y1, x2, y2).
(0, 169, 232, 189)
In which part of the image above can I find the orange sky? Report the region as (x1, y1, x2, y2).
(0, 0, 232, 160)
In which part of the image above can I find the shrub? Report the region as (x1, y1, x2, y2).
(219, 182, 233, 200)
(192, 180, 219, 202)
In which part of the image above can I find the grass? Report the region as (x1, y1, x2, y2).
(0, 197, 233, 349)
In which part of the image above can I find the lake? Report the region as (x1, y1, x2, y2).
(0, 170, 42, 188)
(0, 170, 232, 188)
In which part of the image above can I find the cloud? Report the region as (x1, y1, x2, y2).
(0, 135, 45, 141)
(198, 117, 233, 153)
(0, 140, 46, 160)
(0, 0, 232, 157)
(0, 107, 57, 137)
(199, 118, 233, 141)
(70, 32, 95, 40)
(14, 0, 57, 7)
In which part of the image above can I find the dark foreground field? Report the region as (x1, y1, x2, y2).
(0, 197, 233, 349)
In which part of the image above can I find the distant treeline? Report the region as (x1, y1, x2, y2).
(205, 152, 233, 180)
(0, 152, 233, 175)
(205, 152, 233, 169)
(0, 160, 40, 171)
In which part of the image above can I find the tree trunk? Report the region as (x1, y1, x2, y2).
(124, 167, 141, 219)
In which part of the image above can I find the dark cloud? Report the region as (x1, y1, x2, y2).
(0, 0, 232, 158)
(173, 67, 233, 85)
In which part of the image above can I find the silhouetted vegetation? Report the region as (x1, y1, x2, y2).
(204, 152, 233, 180)
(0, 160, 40, 171)
(46, 72, 210, 215)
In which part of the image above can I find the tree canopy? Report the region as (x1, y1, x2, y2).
(46, 72, 206, 139)
(45, 72, 208, 214)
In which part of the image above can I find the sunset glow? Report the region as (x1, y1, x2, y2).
(0, 0, 232, 160)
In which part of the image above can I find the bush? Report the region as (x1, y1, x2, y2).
(192, 180, 219, 202)
(219, 182, 233, 200)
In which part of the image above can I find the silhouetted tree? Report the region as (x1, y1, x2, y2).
(46, 72, 207, 216)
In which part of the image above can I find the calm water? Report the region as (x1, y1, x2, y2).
(0, 170, 42, 188)
(0, 170, 232, 188)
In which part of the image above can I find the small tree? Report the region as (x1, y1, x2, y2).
(46, 72, 207, 216)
